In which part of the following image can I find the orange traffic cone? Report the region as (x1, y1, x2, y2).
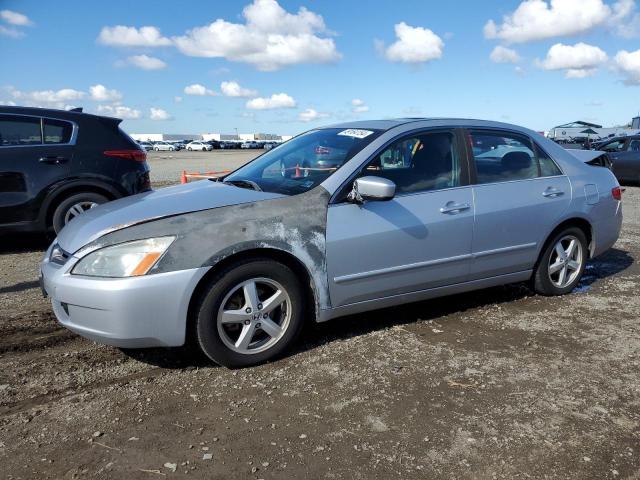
(181, 170, 187, 184)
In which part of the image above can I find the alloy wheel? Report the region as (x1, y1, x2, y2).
(216, 277, 291, 355)
(64, 201, 99, 224)
(548, 234, 583, 288)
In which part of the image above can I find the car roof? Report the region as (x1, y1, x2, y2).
(320, 118, 538, 132)
(0, 105, 117, 123)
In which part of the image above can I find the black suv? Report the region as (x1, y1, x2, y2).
(0, 106, 150, 234)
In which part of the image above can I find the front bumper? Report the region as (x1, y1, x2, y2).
(41, 248, 209, 348)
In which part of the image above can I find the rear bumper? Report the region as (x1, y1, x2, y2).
(41, 249, 208, 347)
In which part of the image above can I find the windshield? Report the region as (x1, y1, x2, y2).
(222, 128, 382, 195)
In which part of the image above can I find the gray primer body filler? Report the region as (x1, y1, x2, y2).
(87, 185, 332, 313)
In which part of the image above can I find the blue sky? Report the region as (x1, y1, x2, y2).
(1, 0, 639, 135)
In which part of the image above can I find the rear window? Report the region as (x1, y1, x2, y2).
(43, 118, 73, 144)
(469, 130, 561, 184)
(0, 115, 42, 146)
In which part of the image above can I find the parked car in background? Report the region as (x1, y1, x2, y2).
(0, 106, 150, 234)
(206, 140, 221, 149)
(41, 118, 622, 367)
(263, 141, 279, 151)
(138, 141, 154, 151)
(171, 141, 186, 151)
(241, 141, 259, 149)
(596, 135, 640, 184)
(186, 141, 212, 151)
(153, 141, 176, 152)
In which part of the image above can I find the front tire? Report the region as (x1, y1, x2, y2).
(533, 227, 588, 296)
(51, 192, 108, 234)
(194, 258, 305, 368)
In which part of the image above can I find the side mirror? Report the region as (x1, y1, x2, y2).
(348, 176, 396, 203)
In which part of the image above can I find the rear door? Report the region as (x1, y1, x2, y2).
(466, 129, 571, 280)
(0, 114, 74, 225)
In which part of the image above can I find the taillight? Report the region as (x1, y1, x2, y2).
(612, 186, 622, 201)
(103, 149, 147, 162)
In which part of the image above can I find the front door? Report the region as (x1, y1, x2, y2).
(326, 129, 474, 308)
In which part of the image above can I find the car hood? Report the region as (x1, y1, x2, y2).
(56, 180, 284, 253)
(565, 149, 606, 163)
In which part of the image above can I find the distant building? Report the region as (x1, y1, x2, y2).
(130, 133, 202, 142)
(547, 119, 639, 141)
(130, 132, 290, 143)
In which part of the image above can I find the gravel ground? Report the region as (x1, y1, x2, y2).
(147, 150, 260, 186)
(0, 184, 638, 479)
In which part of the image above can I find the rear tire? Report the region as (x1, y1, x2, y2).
(194, 258, 305, 368)
(51, 192, 108, 234)
(533, 227, 588, 296)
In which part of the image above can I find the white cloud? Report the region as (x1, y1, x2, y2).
(378, 22, 444, 64)
(0, 25, 24, 38)
(538, 42, 608, 78)
(183, 83, 217, 96)
(89, 84, 123, 102)
(484, 0, 633, 43)
(97, 104, 142, 119)
(172, 0, 340, 71)
(351, 98, 370, 113)
(0, 100, 17, 106)
(0, 10, 32, 26)
(246, 93, 296, 110)
(97, 25, 171, 47)
(9, 87, 86, 106)
(490, 45, 521, 64)
(614, 49, 640, 84)
(298, 108, 330, 122)
(174, 96, 183, 103)
(220, 81, 258, 97)
(126, 54, 167, 70)
(149, 107, 172, 120)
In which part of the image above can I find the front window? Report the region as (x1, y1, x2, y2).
(353, 130, 461, 195)
(223, 128, 382, 195)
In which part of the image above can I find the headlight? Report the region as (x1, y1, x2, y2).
(71, 237, 175, 278)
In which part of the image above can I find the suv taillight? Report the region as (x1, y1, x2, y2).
(612, 186, 622, 201)
(104, 149, 147, 162)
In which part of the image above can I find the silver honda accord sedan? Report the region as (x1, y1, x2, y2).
(41, 119, 623, 367)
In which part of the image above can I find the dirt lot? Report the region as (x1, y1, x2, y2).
(0, 184, 638, 479)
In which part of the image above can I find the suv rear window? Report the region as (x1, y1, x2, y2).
(0, 115, 42, 146)
(44, 118, 73, 144)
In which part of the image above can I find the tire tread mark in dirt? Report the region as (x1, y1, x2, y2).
(0, 367, 164, 417)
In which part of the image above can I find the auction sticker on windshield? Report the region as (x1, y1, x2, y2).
(337, 129, 374, 139)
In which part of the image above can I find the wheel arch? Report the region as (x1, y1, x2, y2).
(539, 217, 594, 262)
(41, 180, 123, 228)
(185, 247, 320, 344)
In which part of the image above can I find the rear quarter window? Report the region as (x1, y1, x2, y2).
(43, 118, 73, 144)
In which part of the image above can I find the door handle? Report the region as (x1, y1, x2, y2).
(542, 188, 564, 198)
(440, 202, 471, 214)
(39, 156, 68, 165)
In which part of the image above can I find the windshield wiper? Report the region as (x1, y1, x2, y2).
(222, 179, 263, 192)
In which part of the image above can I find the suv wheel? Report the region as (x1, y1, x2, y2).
(52, 192, 108, 233)
(194, 258, 305, 368)
(533, 227, 588, 296)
